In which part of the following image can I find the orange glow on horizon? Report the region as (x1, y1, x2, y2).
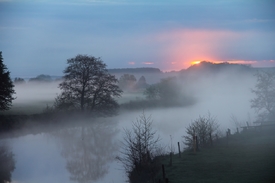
(155, 29, 240, 70)
(190, 60, 201, 65)
(154, 29, 275, 71)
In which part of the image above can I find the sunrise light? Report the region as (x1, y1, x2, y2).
(191, 60, 201, 65)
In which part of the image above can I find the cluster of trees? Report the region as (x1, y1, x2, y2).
(14, 77, 25, 84)
(120, 76, 193, 109)
(143, 76, 196, 107)
(144, 77, 181, 101)
(14, 75, 57, 85)
(29, 74, 53, 83)
(118, 74, 148, 91)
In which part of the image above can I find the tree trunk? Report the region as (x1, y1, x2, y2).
(81, 87, 85, 112)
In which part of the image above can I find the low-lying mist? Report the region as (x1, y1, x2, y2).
(2, 65, 262, 183)
(114, 66, 257, 147)
(10, 81, 61, 114)
(11, 66, 257, 133)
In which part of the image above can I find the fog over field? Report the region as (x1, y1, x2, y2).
(1, 66, 270, 183)
(1, 0, 274, 182)
(11, 67, 256, 137)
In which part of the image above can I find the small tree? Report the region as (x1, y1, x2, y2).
(118, 74, 137, 91)
(251, 70, 275, 121)
(135, 76, 149, 89)
(0, 52, 15, 111)
(55, 54, 122, 115)
(183, 113, 219, 149)
(143, 83, 160, 100)
(144, 77, 182, 105)
(118, 112, 162, 183)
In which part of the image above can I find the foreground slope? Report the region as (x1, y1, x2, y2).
(160, 127, 275, 183)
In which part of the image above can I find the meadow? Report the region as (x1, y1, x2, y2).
(158, 128, 275, 183)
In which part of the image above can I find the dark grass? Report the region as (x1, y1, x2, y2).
(158, 128, 275, 183)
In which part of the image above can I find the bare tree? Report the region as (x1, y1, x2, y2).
(251, 70, 275, 121)
(118, 112, 162, 183)
(54, 54, 122, 116)
(183, 113, 219, 149)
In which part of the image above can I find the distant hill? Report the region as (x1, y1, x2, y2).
(177, 61, 257, 80)
(184, 61, 252, 73)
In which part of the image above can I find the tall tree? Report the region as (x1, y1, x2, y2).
(55, 54, 122, 115)
(0, 52, 15, 111)
(251, 70, 275, 121)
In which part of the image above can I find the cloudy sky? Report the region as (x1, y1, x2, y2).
(0, 0, 275, 77)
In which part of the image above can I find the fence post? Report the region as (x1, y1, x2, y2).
(169, 152, 172, 166)
(178, 142, 181, 158)
(162, 164, 166, 180)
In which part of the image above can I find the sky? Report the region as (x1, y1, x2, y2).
(0, 0, 275, 77)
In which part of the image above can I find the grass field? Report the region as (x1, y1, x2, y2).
(158, 129, 275, 183)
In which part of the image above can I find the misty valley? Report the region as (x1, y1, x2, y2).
(1, 0, 275, 182)
(1, 62, 275, 183)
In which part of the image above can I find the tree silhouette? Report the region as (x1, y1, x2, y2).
(55, 54, 122, 115)
(251, 70, 275, 121)
(29, 74, 52, 83)
(144, 77, 181, 105)
(53, 122, 118, 183)
(118, 74, 137, 91)
(0, 52, 15, 111)
(118, 112, 163, 183)
(135, 76, 148, 89)
(183, 113, 219, 149)
(14, 77, 25, 85)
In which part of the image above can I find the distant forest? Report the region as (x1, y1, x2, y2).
(108, 67, 162, 74)
(13, 62, 275, 83)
